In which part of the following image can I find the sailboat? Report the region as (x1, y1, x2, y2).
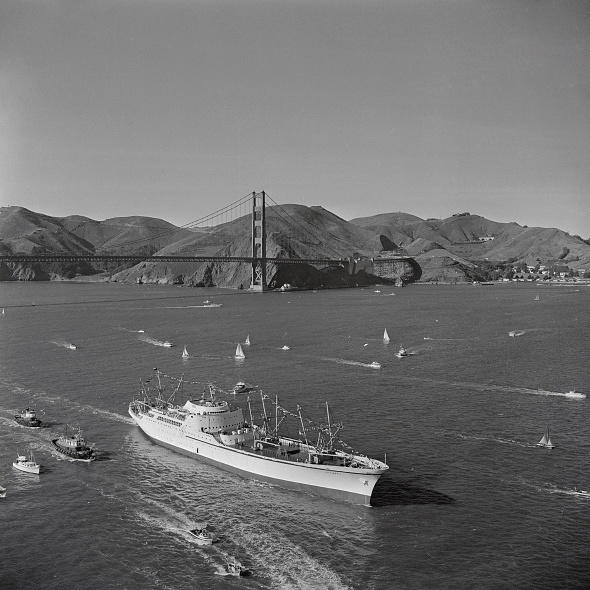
(235, 343, 245, 359)
(537, 426, 555, 449)
(181, 346, 189, 359)
(244, 334, 251, 346)
(383, 329, 390, 344)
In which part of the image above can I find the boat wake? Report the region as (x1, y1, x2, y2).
(541, 484, 590, 499)
(457, 433, 536, 448)
(118, 328, 145, 333)
(323, 357, 383, 370)
(139, 335, 175, 348)
(163, 304, 223, 309)
(50, 339, 78, 350)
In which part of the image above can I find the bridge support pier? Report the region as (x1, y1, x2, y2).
(250, 191, 267, 292)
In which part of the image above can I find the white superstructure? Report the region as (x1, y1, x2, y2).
(129, 381, 388, 505)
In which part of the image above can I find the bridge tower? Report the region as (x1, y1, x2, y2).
(250, 191, 267, 291)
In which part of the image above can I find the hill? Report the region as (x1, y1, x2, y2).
(350, 212, 590, 281)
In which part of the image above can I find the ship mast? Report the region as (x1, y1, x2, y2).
(275, 394, 279, 436)
(297, 405, 309, 448)
(260, 392, 269, 434)
(247, 396, 254, 426)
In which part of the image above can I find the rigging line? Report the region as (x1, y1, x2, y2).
(265, 196, 344, 259)
(103, 192, 254, 250)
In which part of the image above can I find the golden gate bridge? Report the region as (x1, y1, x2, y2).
(0, 191, 413, 289)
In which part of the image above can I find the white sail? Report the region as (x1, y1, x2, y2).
(235, 343, 245, 359)
(244, 334, 251, 346)
(182, 346, 189, 359)
(383, 329, 390, 344)
(537, 434, 548, 446)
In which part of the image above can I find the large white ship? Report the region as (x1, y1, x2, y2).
(129, 374, 389, 505)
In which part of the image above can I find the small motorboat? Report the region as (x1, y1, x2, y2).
(0, 485, 6, 498)
(67, 343, 77, 350)
(369, 361, 381, 369)
(13, 450, 41, 474)
(188, 526, 214, 545)
(233, 382, 248, 394)
(225, 560, 251, 577)
(162, 341, 174, 348)
(565, 389, 586, 400)
(395, 345, 408, 358)
(280, 345, 290, 351)
(14, 407, 43, 428)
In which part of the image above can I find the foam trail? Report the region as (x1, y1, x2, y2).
(162, 304, 223, 309)
(139, 335, 175, 348)
(50, 340, 77, 350)
(541, 484, 590, 499)
(322, 357, 382, 370)
(457, 433, 536, 448)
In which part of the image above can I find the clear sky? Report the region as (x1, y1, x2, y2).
(1, 0, 589, 236)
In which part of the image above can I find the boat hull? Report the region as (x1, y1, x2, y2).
(15, 417, 42, 428)
(130, 410, 385, 505)
(13, 463, 40, 474)
(51, 440, 95, 462)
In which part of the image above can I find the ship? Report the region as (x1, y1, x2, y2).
(129, 372, 389, 505)
(51, 426, 96, 462)
(14, 407, 43, 428)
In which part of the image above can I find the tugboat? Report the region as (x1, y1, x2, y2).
(14, 407, 43, 428)
(13, 450, 41, 474)
(51, 426, 95, 462)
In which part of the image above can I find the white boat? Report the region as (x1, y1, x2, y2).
(280, 345, 290, 351)
(0, 486, 6, 498)
(188, 526, 214, 545)
(181, 346, 189, 359)
(279, 283, 295, 292)
(565, 389, 586, 400)
(369, 361, 381, 369)
(534, 295, 540, 301)
(68, 343, 77, 350)
(383, 329, 390, 344)
(13, 450, 41, 474)
(225, 560, 251, 577)
(162, 341, 174, 348)
(129, 373, 389, 505)
(244, 334, 251, 346)
(235, 343, 245, 359)
(537, 426, 555, 449)
(233, 382, 248, 394)
(395, 345, 408, 358)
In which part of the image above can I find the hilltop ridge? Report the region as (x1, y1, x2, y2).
(1, 204, 589, 285)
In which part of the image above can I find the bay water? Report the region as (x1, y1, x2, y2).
(0, 281, 589, 589)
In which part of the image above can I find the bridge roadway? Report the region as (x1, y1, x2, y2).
(0, 254, 347, 266)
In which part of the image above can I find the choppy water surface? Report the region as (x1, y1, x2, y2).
(1, 281, 589, 589)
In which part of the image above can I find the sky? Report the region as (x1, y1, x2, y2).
(1, 0, 589, 236)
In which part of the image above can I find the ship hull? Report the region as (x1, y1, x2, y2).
(130, 410, 385, 505)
